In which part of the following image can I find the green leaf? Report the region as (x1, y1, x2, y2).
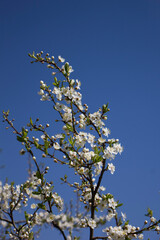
(118, 217, 123, 226)
(30, 117, 33, 125)
(145, 208, 153, 217)
(53, 77, 60, 87)
(44, 140, 49, 154)
(36, 171, 41, 179)
(24, 211, 29, 221)
(117, 203, 123, 208)
(125, 237, 131, 240)
(124, 220, 129, 226)
(66, 123, 74, 132)
(25, 143, 30, 151)
(6, 109, 10, 116)
(86, 117, 90, 125)
(22, 127, 27, 137)
(38, 203, 46, 210)
(102, 103, 109, 114)
(17, 136, 25, 142)
(95, 207, 98, 212)
(28, 51, 36, 59)
(34, 141, 40, 149)
(93, 155, 102, 163)
(94, 146, 99, 154)
(29, 232, 34, 240)
(68, 136, 75, 147)
(32, 191, 41, 195)
(105, 193, 113, 199)
(64, 62, 69, 74)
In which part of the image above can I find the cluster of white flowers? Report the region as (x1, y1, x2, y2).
(0, 181, 22, 211)
(89, 111, 105, 128)
(79, 113, 86, 129)
(74, 132, 95, 149)
(8, 226, 33, 239)
(38, 81, 49, 101)
(0, 167, 64, 239)
(2, 52, 160, 240)
(103, 141, 123, 160)
(103, 225, 144, 240)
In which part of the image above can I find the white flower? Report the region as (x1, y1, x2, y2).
(94, 162, 102, 176)
(38, 89, 44, 95)
(99, 186, 106, 191)
(40, 93, 49, 101)
(103, 148, 115, 160)
(113, 143, 123, 154)
(106, 212, 115, 221)
(41, 134, 46, 140)
(55, 134, 64, 139)
(31, 203, 37, 209)
(46, 213, 55, 222)
(108, 198, 117, 209)
(0, 220, 8, 227)
(62, 112, 72, 122)
(58, 55, 65, 62)
(52, 87, 62, 101)
(53, 142, 61, 150)
(138, 234, 144, 239)
(98, 137, 106, 144)
(69, 151, 77, 159)
(102, 127, 110, 137)
(156, 226, 160, 231)
(150, 216, 156, 222)
(87, 133, 95, 147)
(83, 151, 95, 161)
(75, 132, 87, 148)
(108, 163, 115, 174)
(125, 224, 136, 233)
(55, 102, 65, 112)
(76, 79, 81, 89)
(37, 179, 41, 185)
(121, 212, 127, 221)
(78, 167, 85, 174)
(88, 218, 96, 229)
(107, 146, 117, 155)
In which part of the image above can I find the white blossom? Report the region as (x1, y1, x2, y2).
(108, 198, 117, 209)
(58, 55, 65, 62)
(108, 163, 115, 174)
(88, 218, 96, 229)
(53, 142, 61, 150)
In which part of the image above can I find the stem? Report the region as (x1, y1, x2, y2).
(51, 222, 67, 240)
(89, 170, 95, 240)
(129, 219, 160, 236)
(94, 159, 106, 196)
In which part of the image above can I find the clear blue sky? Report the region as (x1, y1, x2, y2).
(1, 0, 160, 239)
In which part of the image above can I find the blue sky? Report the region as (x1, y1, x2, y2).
(1, 0, 160, 239)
